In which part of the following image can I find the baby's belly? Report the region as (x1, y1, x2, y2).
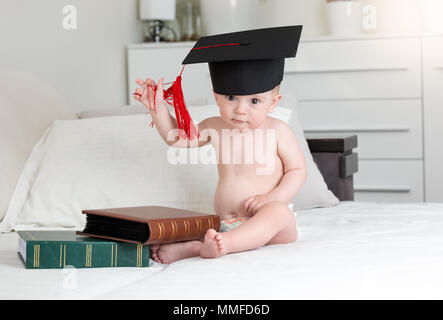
(213, 174, 282, 219)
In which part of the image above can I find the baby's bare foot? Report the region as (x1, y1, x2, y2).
(151, 241, 201, 264)
(200, 229, 229, 258)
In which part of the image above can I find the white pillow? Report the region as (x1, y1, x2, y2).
(0, 88, 19, 223)
(0, 103, 336, 232)
(280, 95, 339, 210)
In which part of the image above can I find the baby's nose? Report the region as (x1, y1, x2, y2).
(234, 103, 248, 114)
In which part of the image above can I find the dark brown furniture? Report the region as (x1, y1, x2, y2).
(306, 135, 358, 201)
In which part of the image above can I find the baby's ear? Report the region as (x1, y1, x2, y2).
(269, 94, 282, 113)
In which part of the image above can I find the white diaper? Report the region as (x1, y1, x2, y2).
(220, 203, 300, 236)
(288, 203, 301, 236)
(288, 203, 295, 215)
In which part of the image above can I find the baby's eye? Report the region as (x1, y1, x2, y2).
(226, 95, 236, 101)
(250, 98, 260, 105)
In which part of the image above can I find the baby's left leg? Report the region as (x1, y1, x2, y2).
(151, 240, 202, 264)
(200, 201, 297, 258)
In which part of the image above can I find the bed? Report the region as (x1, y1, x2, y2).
(2, 202, 443, 299)
(1, 69, 443, 300)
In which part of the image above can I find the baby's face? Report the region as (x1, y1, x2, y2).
(213, 87, 282, 130)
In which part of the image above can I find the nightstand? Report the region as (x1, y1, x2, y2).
(306, 135, 358, 201)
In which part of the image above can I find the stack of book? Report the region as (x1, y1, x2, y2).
(18, 206, 220, 269)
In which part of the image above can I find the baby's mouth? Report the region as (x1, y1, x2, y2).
(232, 119, 248, 124)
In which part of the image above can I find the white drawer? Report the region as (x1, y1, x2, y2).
(284, 38, 422, 100)
(423, 36, 443, 202)
(297, 99, 423, 159)
(354, 160, 424, 202)
(127, 44, 213, 106)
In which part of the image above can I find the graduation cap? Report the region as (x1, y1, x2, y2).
(141, 25, 303, 140)
(183, 25, 303, 95)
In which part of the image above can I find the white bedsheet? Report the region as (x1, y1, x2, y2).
(1, 201, 443, 300)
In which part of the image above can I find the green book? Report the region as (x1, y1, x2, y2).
(17, 231, 150, 269)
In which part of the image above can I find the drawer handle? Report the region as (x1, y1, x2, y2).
(304, 126, 410, 133)
(285, 66, 409, 74)
(435, 67, 443, 70)
(355, 185, 411, 193)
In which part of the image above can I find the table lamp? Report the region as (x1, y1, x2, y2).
(139, 0, 176, 42)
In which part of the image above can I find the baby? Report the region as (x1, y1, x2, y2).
(134, 25, 306, 264)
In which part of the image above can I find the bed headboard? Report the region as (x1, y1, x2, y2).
(306, 135, 358, 201)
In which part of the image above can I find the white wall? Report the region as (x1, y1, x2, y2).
(1, 0, 439, 114)
(360, 0, 421, 35)
(0, 0, 144, 113)
(258, 0, 328, 37)
(257, 0, 435, 37)
(259, 0, 429, 37)
(1, 0, 330, 114)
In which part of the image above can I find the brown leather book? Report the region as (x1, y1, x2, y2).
(76, 206, 220, 245)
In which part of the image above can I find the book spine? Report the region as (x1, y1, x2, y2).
(25, 241, 150, 269)
(148, 215, 221, 244)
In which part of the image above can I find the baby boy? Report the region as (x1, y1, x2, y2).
(133, 26, 306, 264)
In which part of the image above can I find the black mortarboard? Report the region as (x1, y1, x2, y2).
(182, 25, 303, 95)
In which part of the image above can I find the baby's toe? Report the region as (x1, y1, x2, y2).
(151, 253, 160, 263)
(214, 234, 225, 250)
(150, 244, 160, 253)
(205, 228, 217, 240)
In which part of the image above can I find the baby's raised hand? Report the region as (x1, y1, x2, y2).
(133, 78, 166, 113)
(244, 193, 276, 216)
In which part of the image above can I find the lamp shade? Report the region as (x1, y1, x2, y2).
(139, 0, 176, 20)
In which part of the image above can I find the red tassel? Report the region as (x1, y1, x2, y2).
(162, 70, 199, 141)
(134, 67, 199, 140)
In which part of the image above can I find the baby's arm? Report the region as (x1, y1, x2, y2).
(133, 78, 211, 148)
(245, 121, 307, 215)
(269, 121, 307, 202)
